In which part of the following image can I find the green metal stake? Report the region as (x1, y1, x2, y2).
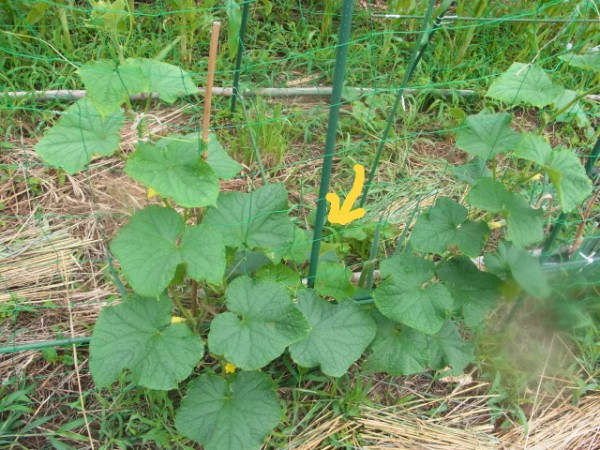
(359, 0, 449, 207)
(230, 0, 251, 113)
(0, 337, 91, 355)
(307, 0, 356, 289)
(584, 132, 600, 177)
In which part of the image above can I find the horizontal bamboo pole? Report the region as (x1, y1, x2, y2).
(0, 86, 478, 101)
(4, 87, 599, 103)
(372, 14, 600, 24)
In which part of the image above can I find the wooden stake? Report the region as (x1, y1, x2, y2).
(202, 21, 221, 151)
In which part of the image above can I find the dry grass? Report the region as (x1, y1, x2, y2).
(283, 384, 600, 449)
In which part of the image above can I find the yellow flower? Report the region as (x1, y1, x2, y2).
(488, 220, 506, 229)
(147, 187, 159, 199)
(224, 362, 236, 374)
(170, 316, 186, 324)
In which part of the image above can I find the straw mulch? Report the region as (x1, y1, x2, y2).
(285, 391, 600, 449)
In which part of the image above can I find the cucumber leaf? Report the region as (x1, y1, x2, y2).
(78, 59, 145, 115)
(436, 256, 502, 328)
(208, 276, 309, 369)
(205, 133, 243, 180)
(486, 62, 563, 107)
(514, 134, 592, 212)
(467, 178, 544, 246)
(410, 197, 488, 257)
(289, 290, 376, 377)
(374, 255, 453, 335)
(455, 112, 522, 159)
(485, 241, 551, 298)
(131, 57, 197, 102)
(34, 98, 124, 174)
(125, 136, 219, 208)
(363, 314, 429, 376)
(175, 372, 281, 450)
(110, 206, 225, 296)
(203, 183, 295, 261)
(90, 295, 203, 390)
(559, 52, 600, 72)
(427, 321, 474, 375)
(314, 262, 355, 300)
(78, 58, 196, 114)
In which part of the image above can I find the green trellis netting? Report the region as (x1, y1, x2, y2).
(0, 0, 599, 447)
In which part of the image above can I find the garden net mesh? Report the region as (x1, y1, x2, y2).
(0, 0, 599, 447)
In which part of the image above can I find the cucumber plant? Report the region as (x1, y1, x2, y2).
(32, 26, 596, 448)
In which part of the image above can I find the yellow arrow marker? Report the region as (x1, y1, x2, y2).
(326, 164, 367, 225)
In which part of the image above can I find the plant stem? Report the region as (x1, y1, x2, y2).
(190, 281, 199, 316)
(307, 0, 356, 289)
(172, 290, 193, 320)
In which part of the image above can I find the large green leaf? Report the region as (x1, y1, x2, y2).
(289, 290, 376, 377)
(514, 133, 552, 165)
(485, 241, 551, 298)
(205, 133, 242, 180)
(88, 0, 130, 35)
(374, 255, 453, 335)
(78, 58, 197, 115)
(451, 156, 491, 185)
(208, 276, 309, 369)
(436, 256, 502, 328)
(175, 372, 281, 450)
(255, 263, 301, 290)
(455, 112, 522, 159)
(34, 98, 124, 174)
(559, 52, 600, 72)
(131, 58, 197, 102)
(552, 89, 589, 128)
(78, 59, 146, 115)
(110, 206, 225, 296)
(514, 134, 591, 212)
(314, 262, 355, 300)
(363, 314, 429, 376)
(282, 227, 311, 263)
(428, 321, 474, 375)
(544, 148, 592, 213)
(125, 136, 219, 208)
(410, 197, 488, 257)
(203, 183, 295, 260)
(90, 295, 203, 390)
(486, 62, 563, 107)
(466, 178, 544, 247)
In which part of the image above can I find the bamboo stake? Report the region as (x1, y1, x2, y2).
(192, 21, 220, 317)
(202, 21, 221, 146)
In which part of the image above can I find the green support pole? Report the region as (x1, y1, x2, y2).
(0, 337, 91, 355)
(584, 133, 599, 177)
(307, 0, 356, 288)
(230, 0, 251, 113)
